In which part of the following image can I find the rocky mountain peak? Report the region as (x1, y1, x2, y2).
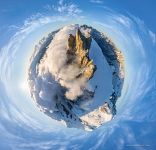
(67, 29, 95, 80)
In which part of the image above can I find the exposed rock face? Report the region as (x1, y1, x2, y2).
(67, 29, 95, 80)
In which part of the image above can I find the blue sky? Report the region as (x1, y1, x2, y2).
(0, 0, 156, 47)
(0, 0, 155, 30)
(0, 1, 156, 149)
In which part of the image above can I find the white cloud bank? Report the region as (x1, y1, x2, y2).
(38, 24, 87, 100)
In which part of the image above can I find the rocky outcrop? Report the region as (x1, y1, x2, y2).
(67, 29, 96, 80)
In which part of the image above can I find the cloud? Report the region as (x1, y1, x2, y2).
(44, 0, 82, 16)
(149, 30, 156, 44)
(90, 0, 104, 4)
(115, 16, 131, 28)
(38, 24, 88, 100)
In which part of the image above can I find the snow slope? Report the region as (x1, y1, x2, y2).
(78, 39, 113, 112)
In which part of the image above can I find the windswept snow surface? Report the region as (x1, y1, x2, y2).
(88, 39, 112, 109)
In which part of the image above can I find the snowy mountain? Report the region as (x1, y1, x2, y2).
(28, 24, 124, 130)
